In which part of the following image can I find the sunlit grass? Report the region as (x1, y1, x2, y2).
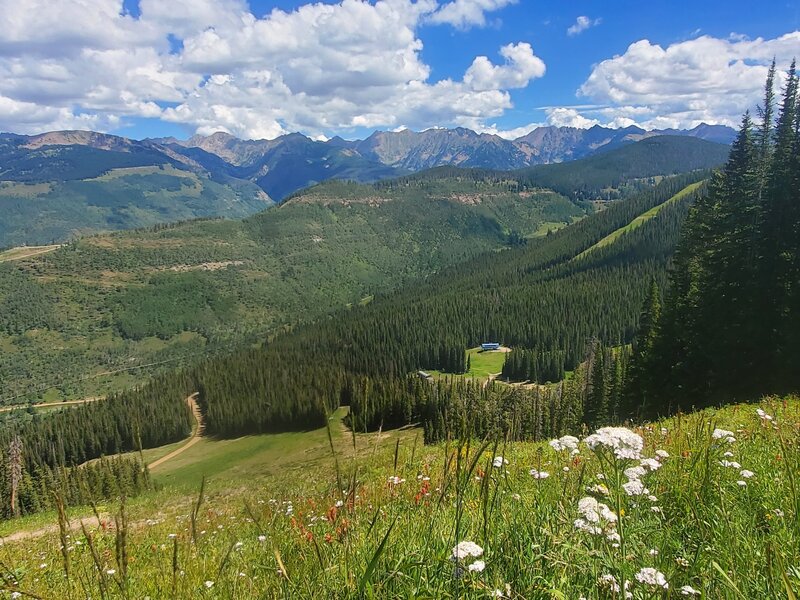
(0, 397, 797, 598)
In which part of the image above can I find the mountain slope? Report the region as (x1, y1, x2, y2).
(0, 173, 584, 404)
(0, 132, 273, 246)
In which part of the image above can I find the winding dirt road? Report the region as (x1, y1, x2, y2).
(148, 393, 204, 471)
(0, 395, 203, 544)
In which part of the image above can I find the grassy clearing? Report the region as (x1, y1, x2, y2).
(3, 397, 796, 598)
(430, 347, 509, 381)
(575, 181, 704, 260)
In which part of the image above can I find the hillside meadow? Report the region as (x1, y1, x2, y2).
(0, 396, 796, 598)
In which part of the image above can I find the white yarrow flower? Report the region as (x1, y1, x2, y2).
(529, 468, 550, 479)
(468, 560, 486, 573)
(680, 584, 701, 596)
(492, 456, 508, 468)
(756, 408, 774, 421)
(635, 567, 669, 589)
(655, 449, 669, 459)
(549, 435, 580, 453)
(739, 470, 755, 478)
(204, 581, 214, 589)
(712, 428, 736, 443)
(451, 541, 484, 560)
(584, 427, 644, 460)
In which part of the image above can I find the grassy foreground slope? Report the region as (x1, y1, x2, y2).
(1, 397, 796, 598)
(0, 177, 582, 404)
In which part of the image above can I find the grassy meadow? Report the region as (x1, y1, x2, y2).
(0, 397, 797, 598)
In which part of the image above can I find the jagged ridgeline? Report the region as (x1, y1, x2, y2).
(0, 371, 194, 517)
(184, 171, 708, 439)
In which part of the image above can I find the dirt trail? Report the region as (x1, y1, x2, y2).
(0, 245, 61, 262)
(0, 397, 103, 414)
(1, 395, 203, 544)
(0, 514, 109, 545)
(148, 393, 204, 471)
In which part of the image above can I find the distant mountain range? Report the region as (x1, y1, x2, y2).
(0, 124, 734, 245)
(152, 123, 735, 195)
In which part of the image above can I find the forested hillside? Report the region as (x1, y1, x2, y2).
(0, 175, 582, 404)
(627, 61, 800, 414)
(175, 171, 707, 438)
(0, 134, 273, 246)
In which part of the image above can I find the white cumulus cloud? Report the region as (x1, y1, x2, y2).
(567, 16, 601, 37)
(0, 0, 540, 138)
(576, 32, 800, 129)
(428, 0, 517, 29)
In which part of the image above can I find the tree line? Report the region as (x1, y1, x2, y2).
(626, 61, 800, 416)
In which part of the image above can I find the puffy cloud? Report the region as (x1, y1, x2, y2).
(567, 16, 601, 37)
(464, 43, 546, 91)
(0, 0, 538, 137)
(577, 32, 800, 129)
(545, 108, 599, 128)
(428, 0, 517, 29)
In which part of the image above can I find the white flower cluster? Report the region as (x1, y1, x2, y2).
(712, 428, 736, 443)
(756, 408, 774, 421)
(451, 541, 485, 574)
(528, 468, 549, 480)
(584, 427, 644, 460)
(635, 567, 669, 589)
(492, 456, 509, 468)
(574, 496, 618, 535)
(549, 435, 580, 454)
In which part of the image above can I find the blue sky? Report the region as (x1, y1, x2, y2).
(1, 0, 799, 140)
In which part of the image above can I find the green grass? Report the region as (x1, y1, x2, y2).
(429, 347, 509, 381)
(575, 181, 705, 259)
(0, 397, 796, 598)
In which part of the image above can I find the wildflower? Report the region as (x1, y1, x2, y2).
(529, 468, 550, 479)
(468, 560, 486, 573)
(647, 494, 658, 502)
(640, 458, 662, 471)
(335, 500, 344, 507)
(774, 509, 785, 517)
(451, 541, 484, 560)
(623, 479, 649, 496)
(234, 541, 243, 550)
(624, 466, 647, 480)
(650, 506, 662, 513)
(588, 483, 609, 496)
(756, 408, 774, 421)
(680, 585, 701, 596)
(584, 427, 644, 460)
(11, 593, 21, 599)
(511, 493, 521, 501)
(739, 470, 755, 478)
(712, 429, 736, 443)
(204, 581, 214, 589)
(606, 531, 621, 543)
(562, 466, 570, 472)
(258, 535, 267, 542)
(387, 476, 405, 485)
(549, 435, 580, 453)
(660, 427, 668, 435)
(675, 557, 690, 568)
(648, 548, 659, 556)
(736, 480, 747, 487)
(167, 533, 177, 539)
(635, 567, 669, 589)
(719, 460, 741, 469)
(723, 451, 734, 457)
(492, 456, 508, 468)
(655, 449, 669, 459)
(106, 569, 116, 576)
